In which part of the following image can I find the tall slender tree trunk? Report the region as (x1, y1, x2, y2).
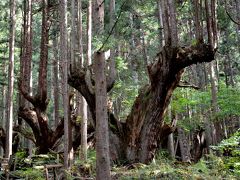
(194, 0, 203, 42)
(52, 34, 60, 128)
(178, 127, 191, 162)
(77, 0, 83, 66)
(108, 0, 116, 85)
(80, 99, 88, 161)
(94, 0, 111, 179)
(38, 0, 48, 103)
(205, 0, 218, 145)
(160, 0, 170, 45)
(5, 0, 16, 159)
(95, 52, 111, 180)
(78, 0, 88, 161)
(60, 0, 70, 169)
(141, 29, 149, 74)
(167, 104, 175, 158)
(87, 0, 92, 65)
(167, 0, 178, 46)
(222, 29, 235, 87)
(209, 62, 218, 113)
(71, 0, 77, 67)
(20, 0, 33, 155)
(70, 0, 78, 165)
(0, 54, 7, 156)
(20, 0, 32, 109)
(17, 0, 66, 156)
(79, 1, 92, 161)
(129, 14, 139, 86)
(157, 0, 164, 47)
(235, 0, 240, 54)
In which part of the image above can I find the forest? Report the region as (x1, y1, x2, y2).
(0, 0, 240, 179)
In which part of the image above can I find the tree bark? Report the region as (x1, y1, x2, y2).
(59, 0, 70, 169)
(19, 0, 33, 155)
(193, 0, 203, 42)
(78, 0, 88, 162)
(94, 52, 111, 179)
(19, 0, 32, 110)
(160, 0, 170, 45)
(80, 97, 88, 161)
(0, 54, 7, 156)
(52, 31, 60, 128)
(93, 0, 104, 35)
(167, 104, 175, 158)
(157, 0, 164, 47)
(86, 0, 92, 65)
(141, 29, 149, 74)
(129, 14, 139, 87)
(38, 0, 49, 106)
(167, 0, 178, 46)
(93, 0, 111, 179)
(5, 0, 16, 159)
(178, 128, 191, 162)
(191, 128, 207, 162)
(71, 0, 77, 68)
(77, 0, 84, 66)
(108, 0, 116, 87)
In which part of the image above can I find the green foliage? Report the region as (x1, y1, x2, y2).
(171, 88, 211, 131)
(170, 84, 240, 131)
(217, 86, 240, 117)
(70, 149, 96, 178)
(15, 150, 28, 159)
(31, 154, 58, 166)
(12, 168, 45, 180)
(92, 34, 106, 51)
(212, 130, 240, 176)
(14, 150, 31, 170)
(7, 151, 63, 179)
(116, 56, 128, 70)
(217, 6, 230, 30)
(172, 88, 211, 114)
(111, 56, 141, 120)
(112, 150, 238, 179)
(76, 115, 82, 124)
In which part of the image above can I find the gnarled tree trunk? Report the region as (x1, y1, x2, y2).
(69, 43, 215, 164)
(18, 0, 65, 154)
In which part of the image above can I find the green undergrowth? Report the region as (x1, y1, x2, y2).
(211, 129, 240, 176)
(5, 134, 240, 180)
(70, 149, 96, 178)
(111, 152, 239, 179)
(7, 152, 58, 180)
(111, 130, 240, 179)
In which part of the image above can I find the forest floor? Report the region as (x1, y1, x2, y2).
(3, 151, 238, 180)
(111, 153, 239, 179)
(1, 130, 240, 179)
